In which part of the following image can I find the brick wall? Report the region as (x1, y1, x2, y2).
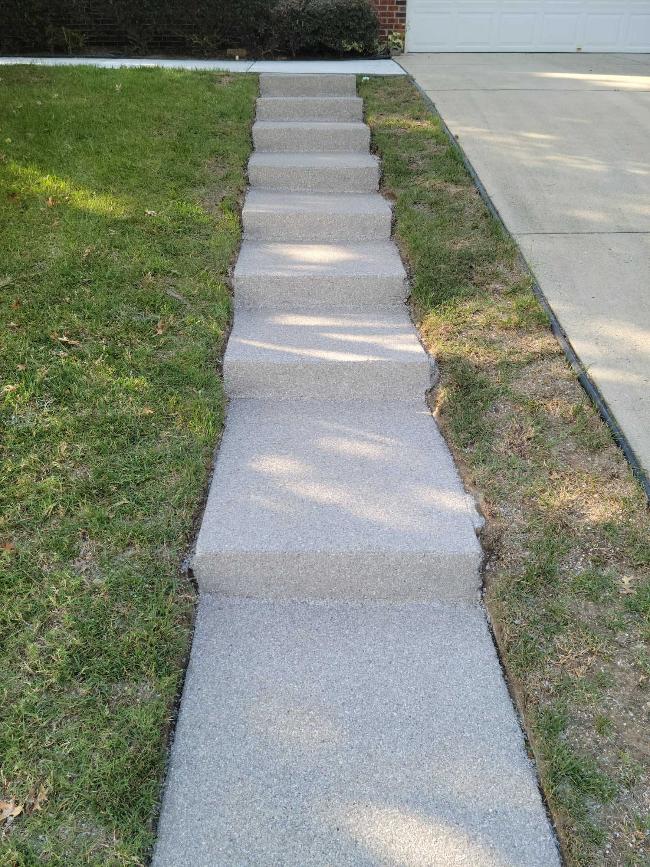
(371, 0, 406, 38)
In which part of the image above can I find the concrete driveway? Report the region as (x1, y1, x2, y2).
(400, 53, 650, 477)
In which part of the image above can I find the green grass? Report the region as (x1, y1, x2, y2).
(361, 76, 650, 867)
(0, 66, 256, 864)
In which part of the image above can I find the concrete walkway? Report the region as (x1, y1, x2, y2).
(153, 74, 559, 865)
(400, 52, 650, 479)
(0, 56, 404, 74)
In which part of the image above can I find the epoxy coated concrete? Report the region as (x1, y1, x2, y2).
(224, 310, 435, 398)
(193, 400, 482, 600)
(234, 241, 406, 309)
(248, 151, 380, 193)
(401, 52, 650, 474)
(252, 120, 371, 153)
(242, 191, 392, 241)
(153, 598, 561, 867)
(154, 73, 559, 864)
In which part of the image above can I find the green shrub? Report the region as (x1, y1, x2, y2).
(0, 0, 380, 56)
(272, 0, 379, 56)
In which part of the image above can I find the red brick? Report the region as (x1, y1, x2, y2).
(371, 0, 406, 38)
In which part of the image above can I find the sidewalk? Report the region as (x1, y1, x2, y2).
(0, 56, 404, 74)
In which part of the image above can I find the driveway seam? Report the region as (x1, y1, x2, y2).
(514, 230, 650, 236)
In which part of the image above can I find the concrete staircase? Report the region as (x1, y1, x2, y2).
(153, 74, 560, 867)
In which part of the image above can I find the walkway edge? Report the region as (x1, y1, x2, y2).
(403, 71, 650, 503)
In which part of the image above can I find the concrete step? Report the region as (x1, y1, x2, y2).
(252, 121, 370, 153)
(154, 597, 561, 867)
(193, 399, 483, 600)
(233, 241, 407, 309)
(224, 310, 435, 400)
(242, 191, 392, 242)
(257, 96, 363, 122)
(260, 73, 357, 97)
(248, 152, 379, 193)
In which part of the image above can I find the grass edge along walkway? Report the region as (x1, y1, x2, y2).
(0, 66, 256, 865)
(361, 75, 650, 867)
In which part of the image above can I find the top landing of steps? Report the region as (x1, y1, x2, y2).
(260, 73, 357, 97)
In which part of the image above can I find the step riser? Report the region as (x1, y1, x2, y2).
(233, 274, 407, 309)
(260, 74, 357, 97)
(257, 97, 363, 122)
(243, 209, 391, 242)
(194, 553, 480, 602)
(248, 163, 379, 193)
(224, 359, 436, 400)
(253, 124, 370, 153)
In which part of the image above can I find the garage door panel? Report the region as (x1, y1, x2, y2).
(407, 2, 454, 49)
(627, 13, 650, 49)
(499, 13, 538, 47)
(541, 13, 580, 47)
(457, 12, 494, 46)
(584, 14, 624, 48)
(406, 1, 650, 52)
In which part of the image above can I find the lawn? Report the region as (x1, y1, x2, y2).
(361, 76, 650, 867)
(2, 64, 648, 867)
(0, 66, 256, 864)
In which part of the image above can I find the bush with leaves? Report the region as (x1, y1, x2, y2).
(272, 0, 379, 56)
(0, 0, 380, 56)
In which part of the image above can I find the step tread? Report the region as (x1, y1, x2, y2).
(243, 189, 391, 218)
(248, 152, 379, 193)
(153, 598, 562, 867)
(260, 72, 357, 96)
(252, 120, 370, 153)
(194, 399, 482, 600)
(226, 310, 431, 367)
(224, 311, 434, 400)
(235, 241, 406, 279)
(252, 120, 369, 130)
(242, 191, 392, 243)
(256, 95, 363, 121)
(249, 151, 377, 168)
(258, 95, 362, 104)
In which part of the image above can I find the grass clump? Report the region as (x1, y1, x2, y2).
(0, 66, 256, 864)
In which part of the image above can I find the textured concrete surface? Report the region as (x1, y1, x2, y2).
(518, 232, 650, 472)
(260, 72, 358, 96)
(234, 242, 407, 309)
(224, 310, 435, 399)
(257, 96, 363, 122)
(153, 597, 561, 867)
(425, 89, 650, 234)
(252, 60, 404, 75)
(194, 400, 482, 600)
(1, 57, 405, 75)
(252, 120, 370, 153)
(242, 191, 392, 242)
(401, 52, 650, 473)
(154, 72, 559, 865)
(400, 52, 650, 92)
(248, 151, 379, 192)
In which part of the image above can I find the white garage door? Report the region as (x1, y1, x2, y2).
(406, 1, 650, 52)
